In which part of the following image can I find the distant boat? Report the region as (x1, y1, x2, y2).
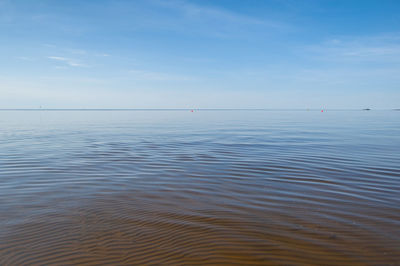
(363, 108, 371, 111)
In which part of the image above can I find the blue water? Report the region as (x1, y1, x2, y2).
(0, 110, 399, 264)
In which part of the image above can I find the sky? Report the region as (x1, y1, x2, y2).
(1, 0, 399, 109)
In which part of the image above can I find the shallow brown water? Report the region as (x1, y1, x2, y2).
(0, 110, 399, 265)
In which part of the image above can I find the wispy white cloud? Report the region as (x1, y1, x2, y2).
(168, 0, 289, 36)
(306, 33, 400, 63)
(44, 44, 110, 62)
(163, 0, 266, 26)
(107, 0, 289, 38)
(95, 53, 110, 57)
(48, 56, 68, 61)
(47, 56, 88, 67)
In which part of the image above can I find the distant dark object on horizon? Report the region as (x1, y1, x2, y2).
(363, 108, 371, 111)
(394, 109, 400, 111)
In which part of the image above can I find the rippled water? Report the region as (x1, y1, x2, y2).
(0, 110, 399, 265)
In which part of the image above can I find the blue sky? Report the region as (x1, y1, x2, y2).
(1, 0, 399, 109)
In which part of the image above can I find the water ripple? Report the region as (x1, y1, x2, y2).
(0, 110, 399, 265)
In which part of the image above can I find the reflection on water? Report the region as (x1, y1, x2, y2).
(0, 110, 399, 265)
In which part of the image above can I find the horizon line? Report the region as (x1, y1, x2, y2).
(0, 108, 398, 111)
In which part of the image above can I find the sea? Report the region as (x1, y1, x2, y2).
(0, 110, 399, 265)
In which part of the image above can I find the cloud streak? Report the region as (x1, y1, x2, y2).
(306, 33, 400, 63)
(159, 0, 268, 26)
(103, 0, 289, 38)
(47, 56, 87, 67)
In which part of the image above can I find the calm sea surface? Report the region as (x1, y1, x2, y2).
(0, 110, 399, 265)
